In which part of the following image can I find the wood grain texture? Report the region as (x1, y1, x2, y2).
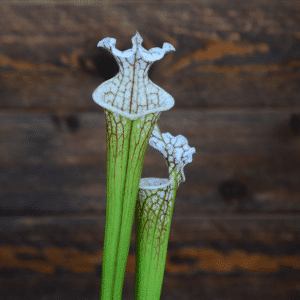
(0, 111, 299, 216)
(1, 2, 300, 111)
(0, 214, 299, 274)
(0, 272, 299, 300)
(0, 2, 300, 299)
(0, 215, 299, 300)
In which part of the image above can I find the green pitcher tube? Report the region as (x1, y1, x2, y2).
(92, 31, 175, 299)
(135, 124, 196, 300)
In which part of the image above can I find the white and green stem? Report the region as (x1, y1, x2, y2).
(92, 31, 175, 299)
(135, 124, 196, 300)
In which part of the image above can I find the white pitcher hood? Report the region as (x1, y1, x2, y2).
(92, 31, 175, 120)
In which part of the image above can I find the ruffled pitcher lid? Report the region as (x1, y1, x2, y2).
(92, 31, 175, 120)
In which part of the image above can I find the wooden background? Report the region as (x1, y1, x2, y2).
(0, 0, 300, 299)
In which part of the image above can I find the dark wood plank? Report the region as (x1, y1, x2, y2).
(1, 2, 300, 110)
(0, 214, 299, 272)
(0, 272, 300, 300)
(0, 110, 299, 215)
(0, 272, 299, 300)
(0, 214, 299, 299)
(0, 70, 101, 112)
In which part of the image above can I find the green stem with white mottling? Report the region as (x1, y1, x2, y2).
(101, 110, 159, 299)
(92, 31, 176, 300)
(135, 172, 178, 299)
(135, 124, 195, 300)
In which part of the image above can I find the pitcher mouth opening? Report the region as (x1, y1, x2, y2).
(92, 87, 174, 120)
(139, 177, 175, 190)
(92, 31, 176, 120)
